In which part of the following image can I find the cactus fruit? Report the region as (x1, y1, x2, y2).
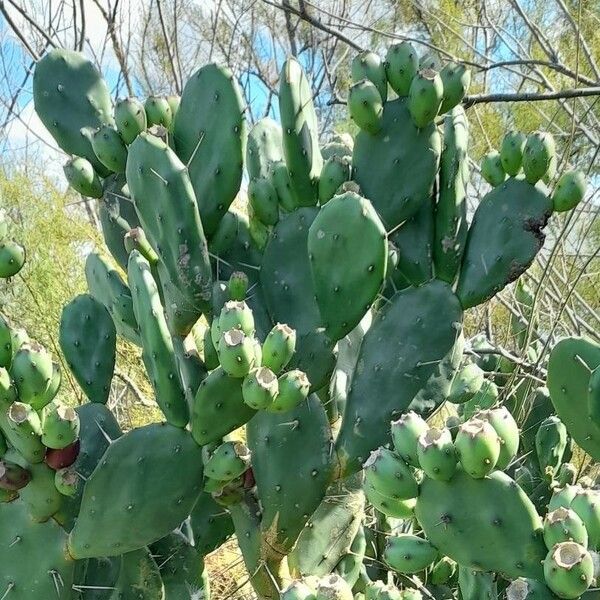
(204, 441, 250, 481)
(481, 151, 506, 187)
(500, 131, 527, 176)
(91, 125, 128, 173)
(115, 97, 147, 144)
(0, 239, 25, 278)
(523, 132, 556, 184)
(364, 447, 418, 500)
(549, 485, 582, 512)
(408, 69, 443, 128)
(0, 459, 30, 490)
(219, 300, 256, 337)
(543, 508, 588, 549)
(570, 489, 600, 549)
(54, 467, 79, 497)
(10, 342, 54, 408)
(439, 62, 471, 113)
(144, 95, 172, 128)
(455, 418, 500, 478)
(318, 156, 351, 204)
(475, 407, 519, 470)
(384, 42, 418, 96)
(365, 484, 416, 519)
(383, 534, 438, 574)
(63, 156, 104, 198)
(41, 402, 80, 449)
(391, 411, 429, 467)
(218, 329, 257, 378)
(268, 369, 310, 412)
(308, 191, 387, 341)
(448, 362, 484, 404)
(417, 427, 457, 481)
(45, 439, 80, 470)
(348, 80, 384, 134)
(430, 557, 457, 585)
(316, 574, 354, 600)
(543, 542, 593, 599)
(262, 323, 297, 374)
(352, 51, 388, 102)
(552, 170, 586, 213)
(249, 177, 280, 226)
(536, 416, 568, 479)
(242, 367, 279, 410)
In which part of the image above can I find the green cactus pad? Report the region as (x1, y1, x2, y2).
(353, 97, 441, 229)
(415, 469, 546, 579)
(192, 366, 256, 445)
(0, 315, 11, 368)
(308, 191, 387, 341)
(535, 416, 567, 478)
(60, 294, 116, 404)
(190, 491, 235, 555)
(434, 106, 470, 284)
(249, 177, 279, 226)
(33, 48, 113, 172)
(335, 280, 463, 475)
(458, 567, 497, 600)
(126, 133, 212, 333)
(365, 483, 416, 519)
(68, 423, 203, 558)
(111, 546, 165, 599)
(548, 337, 600, 461)
(279, 58, 322, 207)
(0, 498, 74, 599)
(85, 252, 140, 345)
(247, 117, 284, 181)
(173, 64, 246, 235)
(456, 177, 553, 308)
(247, 394, 334, 556)
(334, 525, 367, 587)
(128, 251, 189, 427)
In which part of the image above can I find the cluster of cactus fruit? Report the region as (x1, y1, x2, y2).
(0, 37, 595, 600)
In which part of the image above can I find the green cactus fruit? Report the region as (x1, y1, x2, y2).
(352, 51, 388, 101)
(588, 367, 600, 428)
(430, 557, 457, 585)
(268, 369, 310, 413)
(173, 64, 247, 235)
(523, 131, 556, 184)
(10, 342, 54, 408)
(391, 411, 429, 467)
(543, 507, 588, 550)
(248, 395, 333, 556)
(536, 416, 568, 480)
(192, 367, 255, 445)
(549, 485, 582, 512)
(433, 106, 470, 284)
(316, 574, 354, 600)
(0, 400, 45, 464)
(552, 170, 586, 213)
(543, 542, 593, 599)
(417, 427, 457, 481)
(365, 483, 416, 518)
(41, 402, 80, 450)
(0, 239, 25, 278)
(282, 580, 317, 600)
(19, 461, 63, 522)
(319, 155, 351, 204)
(308, 191, 387, 341)
(279, 58, 322, 206)
(85, 252, 140, 345)
(229, 270, 249, 301)
(408, 69, 444, 128)
(0, 498, 75, 598)
(166, 94, 180, 119)
(68, 423, 203, 558)
(353, 97, 441, 230)
(64, 155, 103, 198)
(384, 534, 438, 574)
(205, 441, 250, 481)
(91, 125, 128, 173)
(242, 367, 278, 410)
(54, 467, 79, 497)
(218, 329, 256, 378)
(247, 117, 284, 181)
(461, 379, 498, 420)
(439, 62, 471, 113)
(59, 293, 116, 405)
(570, 490, 600, 549)
(455, 418, 500, 478)
(33, 48, 113, 172)
(270, 160, 296, 212)
(0, 459, 30, 490)
(475, 406, 519, 470)
(144, 95, 172, 128)
(481, 151, 506, 187)
(126, 133, 212, 334)
(416, 469, 546, 578)
(557, 463, 578, 487)
(248, 177, 279, 226)
(500, 131, 527, 176)
(448, 362, 484, 404)
(384, 42, 418, 96)
(0, 314, 11, 368)
(456, 177, 553, 308)
(348, 80, 384, 135)
(115, 97, 147, 144)
(262, 323, 297, 374)
(219, 300, 256, 338)
(364, 447, 418, 500)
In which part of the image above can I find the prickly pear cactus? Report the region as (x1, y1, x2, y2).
(11, 40, 590, 600)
